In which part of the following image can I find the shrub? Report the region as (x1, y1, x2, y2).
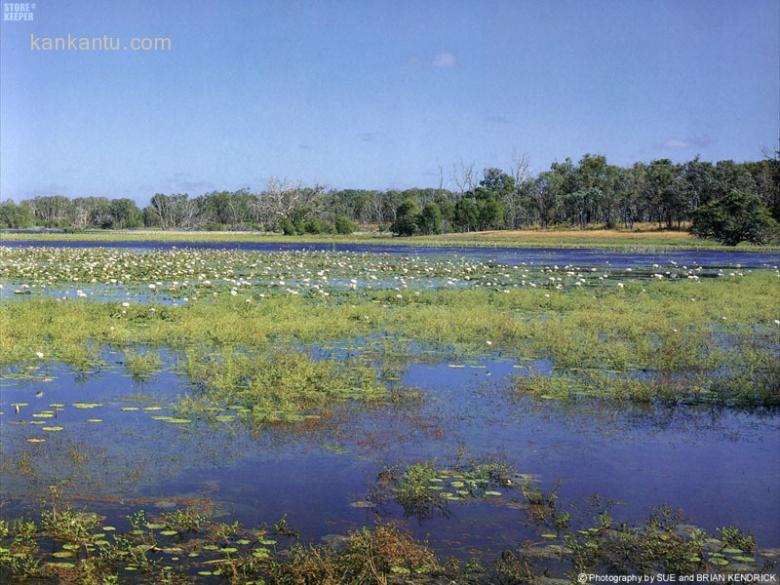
(334, 215, 355, 234)
(691, 191, 778, 245)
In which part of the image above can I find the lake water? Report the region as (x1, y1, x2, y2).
(3, 238, 779, 269)
(1, 240, 778, 578)
(1, 348, 778, 560)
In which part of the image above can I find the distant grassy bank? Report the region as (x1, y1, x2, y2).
(2, 228, 779, 251)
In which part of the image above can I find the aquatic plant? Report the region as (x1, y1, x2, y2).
(2, 263, 777, 406)
(1, 494, 774, 584)
(717, 526, 756, 554)
(178, 348, 388, 423)
(268, 524, 443, 585)
(372, 460, 534, 519)
(122, 348, 163, 382)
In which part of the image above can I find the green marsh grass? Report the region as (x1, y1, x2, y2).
(2, 270, 778, 407)
(4, 228, 779, 250)
(122, 349, 163, 382)
(178, 348, 387, 423)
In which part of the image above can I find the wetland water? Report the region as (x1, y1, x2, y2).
(1, 241, 779, 581)
(3, 238, 780, 268)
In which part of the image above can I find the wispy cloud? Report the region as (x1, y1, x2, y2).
(357, 131, 383, 143)
(659, 135, 713, 150)
(164, 173, 215, 194)
(485, 114, 511, 125)
(431, 52, 457, 68)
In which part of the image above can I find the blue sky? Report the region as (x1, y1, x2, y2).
(1, 0, 777, 201)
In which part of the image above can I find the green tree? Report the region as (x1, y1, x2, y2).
(473, 168, 510, 230)
(108, 198, 142, 229)
(644, 159, 685, 229)
(334, 215, 355, 234)
(417, 202, 443, 234)
(279, 217, 298, 235)
(453, 197, 480, 232)
(25, 195, 72, 227)
(0, 200, 34, 228)
(691, 191, 778, 245)
(477, 197, 504, 230)
(392, 198, 420, 236)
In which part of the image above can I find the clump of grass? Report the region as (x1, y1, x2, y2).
(515, 364, 780, 406)
(375, 463, 447, 519)
(39, 487, 103, 545)
(372, 459, 532, 519)
(717, 526, 756, 554)
(564, 505, 710, 575)
(271, 524, 443, 585)
(122, 349, 162, 382)
(178, 348, 388, 423)
(158, 507, 208, 535)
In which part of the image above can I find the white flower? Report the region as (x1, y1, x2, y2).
(35, 351, 44, 359)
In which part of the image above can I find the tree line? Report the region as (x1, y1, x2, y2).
(2, 153, 778, 243)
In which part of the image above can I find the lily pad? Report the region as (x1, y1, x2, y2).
(52, 551, 74, 558)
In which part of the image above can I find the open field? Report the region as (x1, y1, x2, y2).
(3, 227, 779, 251)
(1, 244, 779, 583)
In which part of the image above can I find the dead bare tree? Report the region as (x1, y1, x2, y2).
(451, 160, 476, 194)
(506, 151, 531, 228)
